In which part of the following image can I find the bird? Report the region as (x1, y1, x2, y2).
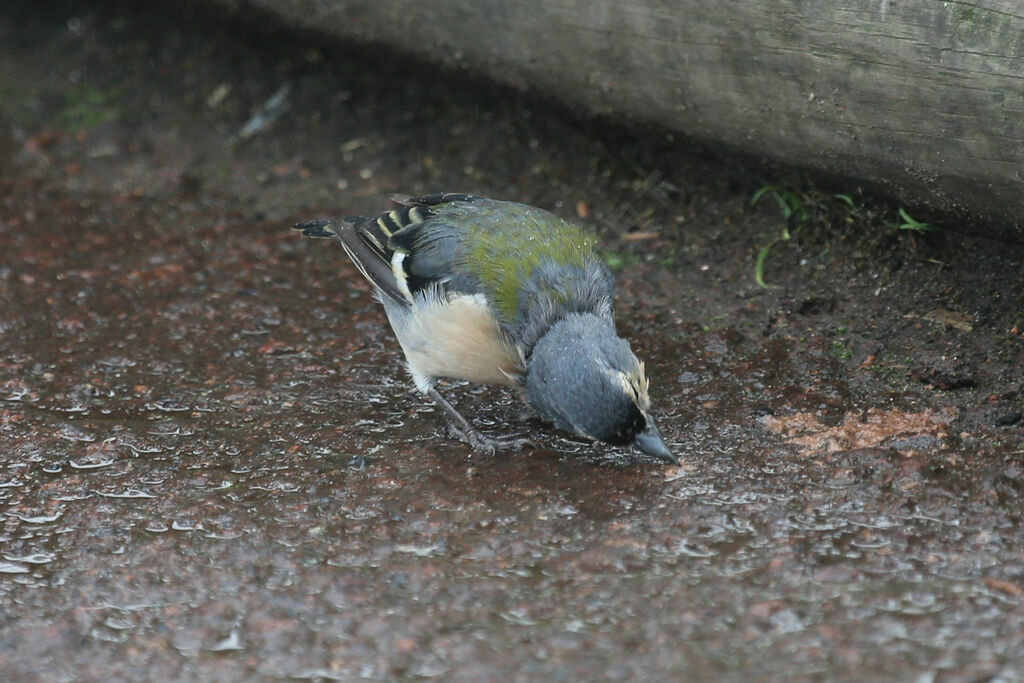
(292, 193, 676, 464)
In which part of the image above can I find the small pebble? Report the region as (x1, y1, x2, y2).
(994, 412, 1022, 426)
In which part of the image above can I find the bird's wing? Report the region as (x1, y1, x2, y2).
(391, 194, 606, 326)
(295, 193, 610, 331)
(291, 193, 476, 306)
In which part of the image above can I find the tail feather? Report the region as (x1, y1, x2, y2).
(292, 218, 408, 305)
(292, 220, 337, 239)
(293, 194, 477, 306)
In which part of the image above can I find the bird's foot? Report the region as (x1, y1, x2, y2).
(428, 387, 534, 455)
(446, 423, 535, 455)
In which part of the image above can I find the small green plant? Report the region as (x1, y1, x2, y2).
(751, 186, 812, 239)
(59, 86, 117, 132)
(833, 194, 856, 209)
(750, 187, 868, 287)
(830, 340, 853, 361)
(749, 185, 876, 286)
(602, 250, 640, 270)
(753, 243, 776, 289)
(897, 208, 940, 233)
(750, 186, 820, 288)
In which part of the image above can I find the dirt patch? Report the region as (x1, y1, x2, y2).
(759, 407, 958, 456)
(1, 1, 1022, 680)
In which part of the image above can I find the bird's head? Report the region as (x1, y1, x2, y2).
(525, 314, 676, 464)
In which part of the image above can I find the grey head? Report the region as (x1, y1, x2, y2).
(525, 313, 676, 464)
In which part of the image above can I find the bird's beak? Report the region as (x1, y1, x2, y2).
(634, 418, 677, 465)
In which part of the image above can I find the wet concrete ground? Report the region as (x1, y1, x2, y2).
(2, 2, 1023, 680)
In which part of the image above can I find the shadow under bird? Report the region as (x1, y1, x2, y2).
(293, 193, 676, 464)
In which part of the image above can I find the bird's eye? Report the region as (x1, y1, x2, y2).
(613, 406, 646, 443)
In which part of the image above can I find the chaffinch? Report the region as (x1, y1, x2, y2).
(294, 193, 675, 464)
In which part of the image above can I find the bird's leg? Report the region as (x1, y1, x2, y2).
(427, 388, 534, 455)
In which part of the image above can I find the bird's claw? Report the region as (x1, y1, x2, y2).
(447, 424, 534, 455)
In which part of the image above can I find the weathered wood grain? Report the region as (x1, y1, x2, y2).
(215, 0, 1024, 236)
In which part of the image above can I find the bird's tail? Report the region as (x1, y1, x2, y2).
(292, 217, 410, 304)
(292, 220, 338, 239)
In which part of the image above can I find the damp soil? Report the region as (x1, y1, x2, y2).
(1, 2, 1022, 680)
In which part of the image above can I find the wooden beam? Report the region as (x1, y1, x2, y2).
(220, 0, 1024, 236)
